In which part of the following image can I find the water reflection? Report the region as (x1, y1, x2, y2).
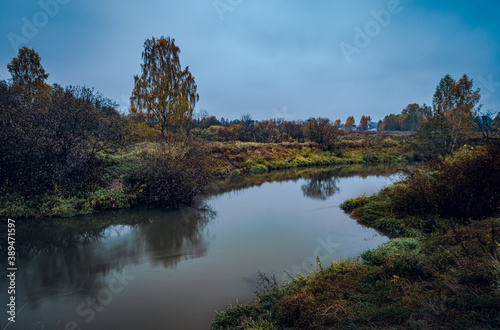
(209, 163, 404, 197)
(0, 164, 408, 329)
(141, 205, 216, 268)
(0, 204, 215, 302)
(301, 172, 340, 200)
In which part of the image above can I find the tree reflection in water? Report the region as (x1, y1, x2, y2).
(210, 163, 403, 199)
(301, 172, 340, 200)
(140, 204, 216, 268)
(0, 204, 216, 303)
(0, 164, 405, 309)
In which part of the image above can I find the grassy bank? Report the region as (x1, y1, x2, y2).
(212, 144, 500, 329)
(211, 134, 415, 176)
(0, 134, 416, 219)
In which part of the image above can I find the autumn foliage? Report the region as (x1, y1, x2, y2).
(130, 36, 198, 135)
(390, 143, 500, 220)
(126, 138, 214, 209)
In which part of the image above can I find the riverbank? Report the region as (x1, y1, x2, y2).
(0, 162, 400, 329)
(212, 144, 500, 329)
(210, 134, 415, 176)
(0, 134, 416, 219)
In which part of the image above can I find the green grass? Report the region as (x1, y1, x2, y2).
(0, 187, 136, 219)
(213, 146, 500, 329)
(2, 136, 415, 219)
(213, 216, 500, 329)
(212, 136, 415, 175)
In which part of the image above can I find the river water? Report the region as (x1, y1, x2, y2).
(0, 165, 403, 329)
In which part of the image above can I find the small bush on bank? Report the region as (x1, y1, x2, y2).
(0, 195, 36, 218)
(229, 170, 241, 177)
(85, 188, 135, 211)
(212, 304, 257, 329)
(361, 238, 429, 279)
(0, 188, 137, 219)
(126, 138, 214, 209)
(249, 164, 269, 174)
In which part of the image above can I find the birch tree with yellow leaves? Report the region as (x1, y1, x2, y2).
(344, 116, 355, 132)
(130, 36, 198, 136)
(431, 74, 481, 153)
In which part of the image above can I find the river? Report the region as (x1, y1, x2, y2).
(0, 164, 404, 329)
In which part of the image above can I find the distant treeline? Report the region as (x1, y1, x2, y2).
(2, 46, 500, 207)
(187, 103, 499, 141)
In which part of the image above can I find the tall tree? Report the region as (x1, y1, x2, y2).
(303, 118, 340, 150)
(432, 74, 481, 153)
(130, 36, 198, 136)
(333, 119, 341, 129)
(404, 112, 425, 131)
(241, 113, 254, 127)
(359, 115, 371, 130)
(383, 114, 404, 131)
(475, 109, 499, 144)
(7, 46, 49, 103)
(344, 116, 355, 132)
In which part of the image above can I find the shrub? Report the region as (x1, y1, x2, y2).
(126, 138, 213, 209)
(249, 164, 268, 174)
(229, 170, 241, 177)
(356, 198, 394, 222)
(302, 117, 341, 150)
(86, 188, 135, 210)
(211, 304, 256, 329)
(390, 145, 500, 220)
(361, 238, 425, 279)
(362, 153, 382, 163)
(124, 119, 160, 142)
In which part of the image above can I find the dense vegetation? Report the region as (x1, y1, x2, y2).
(210, 74, 500, 328)
(1, 39, 500, 328)
(212, 140, 500, 329)
(1, 46, 499, 221)
(0, 46, 423, 219)
(0, 46, 212, 218)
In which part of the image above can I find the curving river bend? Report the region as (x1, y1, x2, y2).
(0, 165, 405, 329)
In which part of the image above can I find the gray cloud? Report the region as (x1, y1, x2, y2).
(1, 0, 499, 121)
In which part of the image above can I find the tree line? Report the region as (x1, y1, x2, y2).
(1, 37, 499, 202)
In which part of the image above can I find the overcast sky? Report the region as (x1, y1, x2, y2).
(1, 0, 499, 122)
